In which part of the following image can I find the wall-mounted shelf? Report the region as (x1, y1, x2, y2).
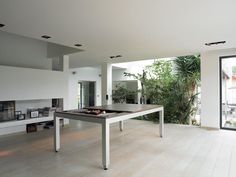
(0, 116, 53, 129)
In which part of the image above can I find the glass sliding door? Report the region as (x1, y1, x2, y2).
(77, 81, 96, 109)
(220, 56, 236, 130)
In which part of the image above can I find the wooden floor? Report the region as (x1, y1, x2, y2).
(0, 119, 236, 177)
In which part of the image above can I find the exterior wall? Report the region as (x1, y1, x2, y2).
(201, 48, 236, 129)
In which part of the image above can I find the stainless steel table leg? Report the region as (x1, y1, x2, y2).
(54, 115, 60, 152)
(159, 108, 164, 137)
(119, 121, 123, 131)
(102, 122, 110, 170)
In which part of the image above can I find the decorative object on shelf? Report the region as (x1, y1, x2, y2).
(26, 123, 37, 133)
(43, 107, 50, 117)
(15, 111, 22, 119)
(30, 110, 39, 118)
(17, 114, 26, 120)
(15, 111, 26, 120)
(38, 108, 44, 117)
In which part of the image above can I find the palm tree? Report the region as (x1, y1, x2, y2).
(174, 54, 200, 91)
(174, 54, 201, 124)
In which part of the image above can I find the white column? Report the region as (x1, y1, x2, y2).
(63, 55, 70, 124)
(101, 63, 112, 105)
(137, 80, 142, 104)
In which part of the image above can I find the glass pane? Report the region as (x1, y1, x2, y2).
(221, 57, 236, 129)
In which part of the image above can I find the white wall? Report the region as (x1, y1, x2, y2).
(201, 48, 236, 128)
(0, 32, 78, 135)
(0, 57, 70, 135)
(69, 67, 101, 109)
(0, 31, 52, 70)
(15, 99, 52, 114)
(113, 68, 132, 81)
(112, 59, 155, 81)
(0, 31, 80, 71)
(0, 65, 67, 101)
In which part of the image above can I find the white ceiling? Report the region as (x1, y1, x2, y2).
(0, 0, 236, 68)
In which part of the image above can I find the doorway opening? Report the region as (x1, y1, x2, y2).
(220, 56, 236, 130)
(77, 81, 96, 109)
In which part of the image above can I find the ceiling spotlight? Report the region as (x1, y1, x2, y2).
(0, 24, 5, 28)
(110, 55, 122, 59)
(74, 44, 82, 47)
(41, 35, 51, 39)
(205, 41, 226, 46)
(115, 55, 122, 58)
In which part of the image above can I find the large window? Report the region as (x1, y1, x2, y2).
(220, 56, 236, 130)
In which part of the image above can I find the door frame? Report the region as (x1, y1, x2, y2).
(78, 80, 97, 108)
(78, 82, 83, 109)
(219, 55, 236, 130)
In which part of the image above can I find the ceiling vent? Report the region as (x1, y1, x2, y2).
(74, 44, 82, 47)
(41, 35, 51, 39)
(205, 41, 226, 46)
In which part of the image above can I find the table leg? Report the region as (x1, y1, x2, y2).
(54, 115, 60, 152)
(102, 122, 110, 170)
(159, 108, 164, 137)
(119, 121, 123, 131)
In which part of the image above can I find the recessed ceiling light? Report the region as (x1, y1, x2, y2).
(0, 24, 5, 28)
(41, 35, 51, 39)
(110, 55, 122, 59)
(74, 44, 82, 47)
(116, 55, 122, 58)
(205, 41, 226, 46)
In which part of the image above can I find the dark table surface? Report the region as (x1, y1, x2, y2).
(84, 104, 162, 113)
(56, 104, 163, 119)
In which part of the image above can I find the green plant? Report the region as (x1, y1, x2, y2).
(124, 70, 147, 103)
(124, 55, 200, 124)
(112, 83, 137, 104)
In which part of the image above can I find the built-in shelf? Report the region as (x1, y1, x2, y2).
(0, 116, 53, 129)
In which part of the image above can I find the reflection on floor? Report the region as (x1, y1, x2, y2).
(0, 119, 236, 177)
(223, 114, 236, 129)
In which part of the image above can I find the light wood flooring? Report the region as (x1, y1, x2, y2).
(0, 119, 236, 177)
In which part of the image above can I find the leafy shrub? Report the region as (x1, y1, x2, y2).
(112, 83, 137, 104)
(124, 55, 200, 124)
